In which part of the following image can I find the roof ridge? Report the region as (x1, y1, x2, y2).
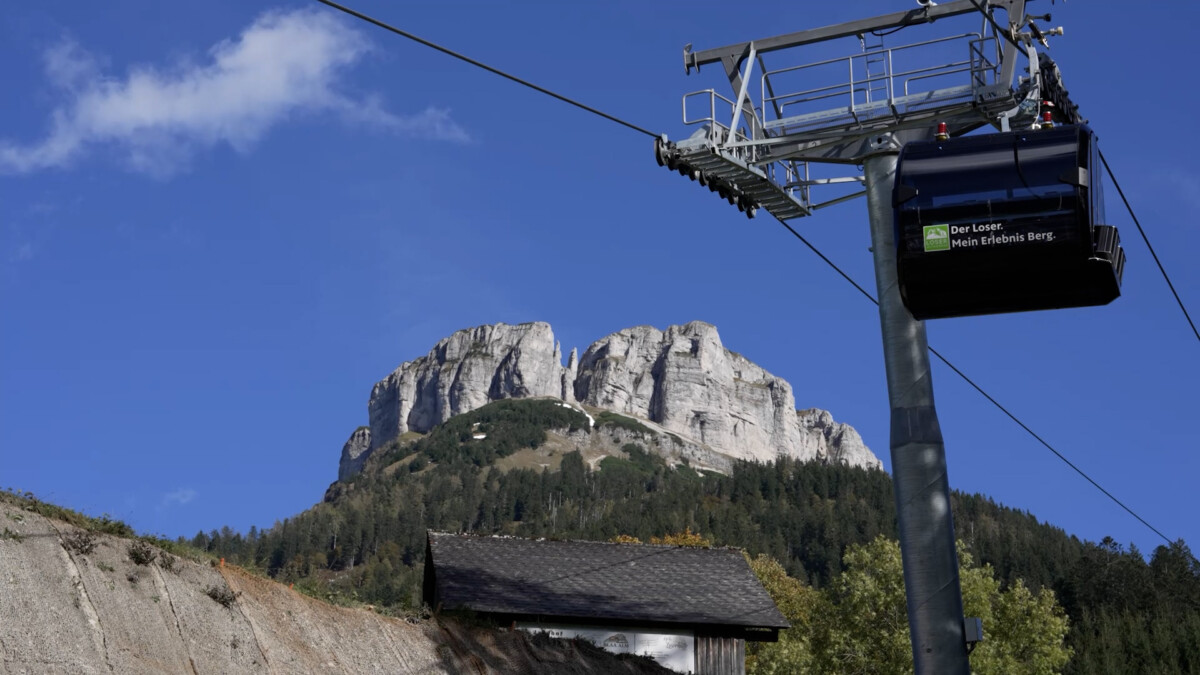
(427, 530, 747, 552)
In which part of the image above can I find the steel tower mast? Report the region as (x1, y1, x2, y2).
(654, 2, 1065, 671)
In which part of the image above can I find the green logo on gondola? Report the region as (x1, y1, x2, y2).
(923, 224, 950, 251)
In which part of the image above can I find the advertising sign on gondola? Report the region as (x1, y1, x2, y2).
(921, 220, 1065, 251)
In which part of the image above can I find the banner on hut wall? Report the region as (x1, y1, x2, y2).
(516, 622, 695, 673)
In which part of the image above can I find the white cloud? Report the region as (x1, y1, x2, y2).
(0, 8, 467, 176)
(162, 488, 197, 507)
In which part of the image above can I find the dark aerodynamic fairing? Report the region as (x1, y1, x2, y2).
(893, 124, 1125, 319)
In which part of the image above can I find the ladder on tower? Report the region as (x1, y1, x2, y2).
(860, 32, 890, 107)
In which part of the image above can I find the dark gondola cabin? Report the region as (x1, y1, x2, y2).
(893, 124, 1125, 319)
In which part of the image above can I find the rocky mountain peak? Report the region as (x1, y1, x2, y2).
(347, 321, 881, 479)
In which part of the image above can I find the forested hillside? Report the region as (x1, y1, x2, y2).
(197, 400, 1200, 673)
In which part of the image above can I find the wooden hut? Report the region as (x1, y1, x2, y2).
(424, 532, 789, 674)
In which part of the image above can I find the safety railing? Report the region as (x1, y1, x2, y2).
(901, 37, 998, 96)
(758, 33, 999, 134)
(969, 37, 1000, 90)
(680, 88, 809, 204)
(682, 89, 764, 163)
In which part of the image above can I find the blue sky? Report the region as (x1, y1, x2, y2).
(2, 1, 1196, 558)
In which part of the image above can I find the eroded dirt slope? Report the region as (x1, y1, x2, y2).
(0, 502, 666, 674)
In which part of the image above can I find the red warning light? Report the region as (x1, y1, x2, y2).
(1040, 101, 1055, 128)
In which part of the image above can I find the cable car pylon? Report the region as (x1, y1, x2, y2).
(654, 2, 1117, 673)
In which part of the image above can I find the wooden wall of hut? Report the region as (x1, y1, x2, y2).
(695, 636, 745, 675)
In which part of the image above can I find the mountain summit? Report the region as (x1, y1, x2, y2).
(340, 321, 880, 479)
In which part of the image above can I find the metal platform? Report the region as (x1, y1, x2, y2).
(668, 141, 811, 220)
(681, 149, 810, 220)
(755, 34, 1003, 137)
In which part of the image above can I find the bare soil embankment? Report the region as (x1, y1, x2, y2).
(0, 501, 666, 674)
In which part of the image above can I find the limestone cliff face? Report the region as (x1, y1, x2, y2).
(575, 322, 882, 468)
(797, 408, 878, 469)
(347, 321, 881, 479)
(338, 427, 372, 482)
(367, 322, 567, 445)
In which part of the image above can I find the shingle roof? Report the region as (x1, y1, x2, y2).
(426, 532, 789, 629)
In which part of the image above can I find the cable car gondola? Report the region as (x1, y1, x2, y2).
(893, 124, 1125, 320)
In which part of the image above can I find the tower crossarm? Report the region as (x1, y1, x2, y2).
(683, 0, 1014, 74)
